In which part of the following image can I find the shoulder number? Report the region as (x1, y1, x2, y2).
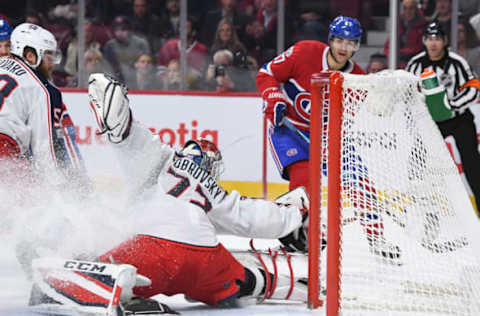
(272, 46, 294, 64)
(0, 74, 19, 110)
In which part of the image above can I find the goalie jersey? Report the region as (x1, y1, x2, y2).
(112, 121, 303, 247)
(257, 40, 364, 131)
(0, 56, 86, 183)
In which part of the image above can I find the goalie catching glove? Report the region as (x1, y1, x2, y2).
(88, 73, 132, 143)
(274, 187, 316, 253)
(262, 87, 287, 126)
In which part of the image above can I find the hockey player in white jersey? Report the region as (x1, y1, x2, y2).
(0, 23, 88, 188)
(27, 73, 311, 315)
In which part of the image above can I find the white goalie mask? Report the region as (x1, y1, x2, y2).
(178, 139, 224, 180)
(10, 23, 62, 68)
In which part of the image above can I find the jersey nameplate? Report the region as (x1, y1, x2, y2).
(0, 59, 27, 76)
(172, 158, 226, 200)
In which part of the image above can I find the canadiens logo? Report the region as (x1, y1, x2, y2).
(286, 148, 298, 157)
(294, 92, 311, 122)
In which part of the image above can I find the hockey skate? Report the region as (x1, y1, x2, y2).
(88, 73, 132, 143)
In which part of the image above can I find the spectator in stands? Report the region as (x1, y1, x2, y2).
(131, 54, 162, 90)
(103, 15, 150, 85)
(25, 10, 44, 26)
(419, 0, 436, 17)
(86, 0, 131, 25)
(459, 0, 480, 19)
(202, 0, 249, 46)
(162, 59, 201, 91)
(204, 49, 255, 92)
(211, 18, 248, 57)
(67, 47, 112, 88)
(0, 17, 12, 57)
(243, 17, 271, 66)
(237, 0, 257, 16)
(158, 0, 180, 40)
(295, 10, 328, 42)
(48, 3, 77, 26)
(384, 0, 427, 68)
(130, 0, 163, 53)
(157, 17, 207, 74)
(470, 14, 480, 40)
(64, 18, 102, 77)
(256, 0, 278, 52)
(457, 19, 480, 75)
(366, 53, 388, 73)
(430, 0, 452, 36)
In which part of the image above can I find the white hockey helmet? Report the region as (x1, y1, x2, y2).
(10, 23, 62, 68)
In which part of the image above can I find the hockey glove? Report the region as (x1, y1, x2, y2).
(275, 187, 313, 253)
(278, 213, 309, 253)
(262, 87, 287, 126)
(88, 73, 132, 143)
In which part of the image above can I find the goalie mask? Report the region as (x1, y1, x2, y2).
(178, 139, 224, 180)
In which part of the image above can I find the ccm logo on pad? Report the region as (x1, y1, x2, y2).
(64, 260, 107, 273)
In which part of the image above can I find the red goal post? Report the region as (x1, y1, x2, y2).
(307, 71, 480, 315)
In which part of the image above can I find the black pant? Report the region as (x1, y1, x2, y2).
(437, 109, 480, 212)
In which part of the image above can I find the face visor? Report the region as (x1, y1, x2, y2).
(42, 49, 62, 65)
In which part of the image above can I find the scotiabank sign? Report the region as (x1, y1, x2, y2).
(75, 120, 218, 147)
(62, 91, 285, 183)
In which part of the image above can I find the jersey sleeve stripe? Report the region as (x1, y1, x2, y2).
(259, 62, 274, 77)
(14, 59, 57, 165)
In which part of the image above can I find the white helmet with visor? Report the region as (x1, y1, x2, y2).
(10, 23, 62, 68)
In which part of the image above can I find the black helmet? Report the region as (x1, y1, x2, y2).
(424, 21, 446, 39)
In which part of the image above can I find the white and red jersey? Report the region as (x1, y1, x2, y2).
(0, 56, 86, 183)
(257, 40, 365, 131)
(112, 122, 303, 247)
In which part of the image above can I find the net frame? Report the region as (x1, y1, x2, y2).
(307, 71, 480, 315)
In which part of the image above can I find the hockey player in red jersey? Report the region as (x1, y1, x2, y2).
(257, 15, 365, 192)
(27, 73, 311, 315)
(257, 16, 402, 262)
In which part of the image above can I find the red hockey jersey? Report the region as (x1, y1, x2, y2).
(256, 40, 365, 131)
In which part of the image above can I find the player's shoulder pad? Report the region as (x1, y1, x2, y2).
(294, 40, 328, 54)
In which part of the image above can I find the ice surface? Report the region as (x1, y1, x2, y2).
(0, 180, 320, 316)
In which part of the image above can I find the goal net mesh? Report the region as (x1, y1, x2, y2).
(316, 70, 480, 315)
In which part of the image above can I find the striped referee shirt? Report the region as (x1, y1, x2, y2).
(405, 49, 479, 116)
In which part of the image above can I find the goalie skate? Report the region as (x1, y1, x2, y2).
(88, 73, 132, 143)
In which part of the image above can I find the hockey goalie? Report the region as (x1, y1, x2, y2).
(27, 73, 311, 315)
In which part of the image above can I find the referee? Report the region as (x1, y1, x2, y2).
(406, 21, 480, 213)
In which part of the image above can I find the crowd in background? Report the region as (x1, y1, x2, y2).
(1, 0, 480, 91)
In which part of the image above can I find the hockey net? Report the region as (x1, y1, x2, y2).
(307, 71, 480, 315)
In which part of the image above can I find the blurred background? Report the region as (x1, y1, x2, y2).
(1, 0, 478, 91)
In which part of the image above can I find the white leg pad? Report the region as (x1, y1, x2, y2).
(232, 250, 308, 303)
(30, 257, 142, 316)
